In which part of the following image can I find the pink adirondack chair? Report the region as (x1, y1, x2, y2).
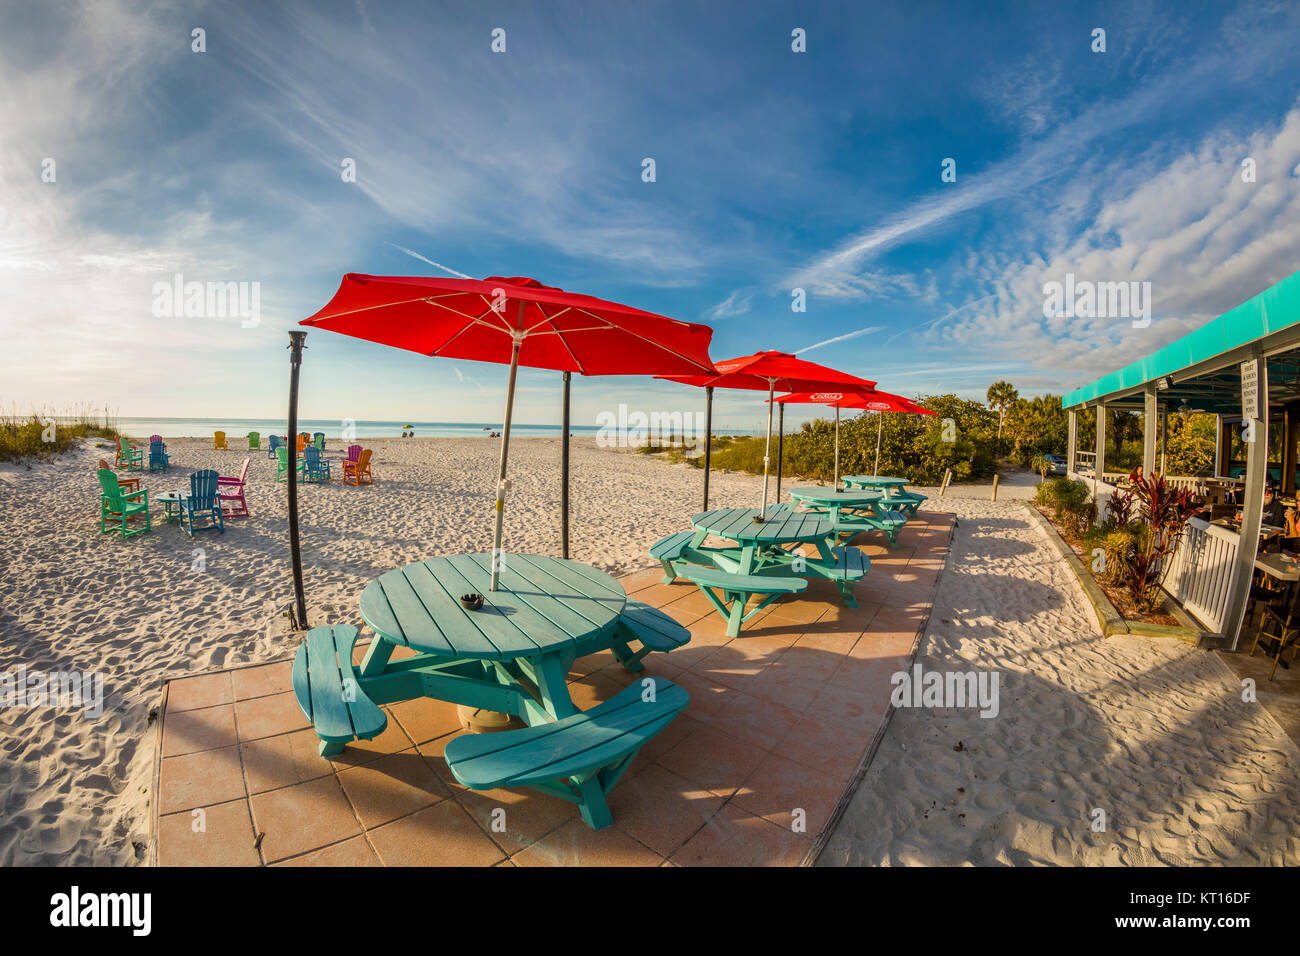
(149, 434, 167, 450)
(217, 458, 251, 518)
(346, 444, 363, 464)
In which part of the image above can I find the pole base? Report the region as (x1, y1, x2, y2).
(457, 705, 523, 734)
(752, 515, 765, 524)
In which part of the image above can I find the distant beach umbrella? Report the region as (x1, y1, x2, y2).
(775, 389, 935, 484)
(659, 351, 876, 517)
(302, 274, 715, 589)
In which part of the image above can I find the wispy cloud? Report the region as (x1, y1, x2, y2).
(796, 326, 883, 354)
(705, 290, 752, 320)
(386, 242, 471, 279)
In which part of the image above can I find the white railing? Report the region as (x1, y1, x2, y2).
(1074, 450, 1096, 475)
(1161, 517, 1240, 634)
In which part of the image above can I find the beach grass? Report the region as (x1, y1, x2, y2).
(0, 404, 120, 463)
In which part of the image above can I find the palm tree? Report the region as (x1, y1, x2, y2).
(987, 381, 1019, 440)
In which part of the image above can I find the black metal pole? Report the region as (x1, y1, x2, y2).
(702, 386, 714, 510)
(287, 331, 308, 630)
(776, 402, 784, 499)
(561, 371, 571, 560)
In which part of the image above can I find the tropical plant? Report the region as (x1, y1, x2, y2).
(1030, 453, 1051, 483)
(1122, 468, 1202, 612)
(986, 380, 1019, 441)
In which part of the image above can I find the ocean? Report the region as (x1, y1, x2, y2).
(108, 417, 763, 440)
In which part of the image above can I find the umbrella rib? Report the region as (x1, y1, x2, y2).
(528, 302, 588, 374)
(566, 306, 712, 373)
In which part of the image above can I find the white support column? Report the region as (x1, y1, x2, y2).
(1143, 385, 1158, 476)
(1067, 409, 1078, 475)
(1094, 403, 1107, 481)
(1161, 406, 1169, 475)
(1214, 414, 1223, 477)
(1223, 352, 1268, 649)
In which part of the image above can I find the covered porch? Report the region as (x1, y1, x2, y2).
(1063, 268, 1300, 650)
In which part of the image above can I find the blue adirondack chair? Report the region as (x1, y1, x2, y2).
(267, 434, 282, 459)
(148, 439, 170, 473)
(303, 445, 330, 483)
(180, 469, 225, 537)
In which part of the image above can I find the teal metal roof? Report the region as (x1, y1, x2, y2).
(1063, 267, 1300, 408)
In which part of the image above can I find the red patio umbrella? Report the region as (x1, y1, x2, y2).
(303, 273, 715, 589)
(659, 351, 876, 517)
(776, 389, 935, 484)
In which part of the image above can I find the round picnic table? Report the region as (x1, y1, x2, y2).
(789, 486, 883, 524)
(841, 475, 911, 491)
(691, 505, 834, 546)
(155, 490, 185, 523)
(358, 553, 626, 727)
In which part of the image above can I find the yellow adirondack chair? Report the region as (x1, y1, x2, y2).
(214, 430, 228, 449)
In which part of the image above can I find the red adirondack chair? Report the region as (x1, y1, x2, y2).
(218, 458, 252, 517)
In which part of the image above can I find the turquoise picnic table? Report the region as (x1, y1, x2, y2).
(790, 484, 907, 548)
(840, 474, 928, 517)
(291, 552, 692, 830)
(653, 505, 870, 636)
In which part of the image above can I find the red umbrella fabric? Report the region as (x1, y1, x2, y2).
(302, 274, 716, 588)
(658, 351, 877, 515)
(776, 388, 936, 480)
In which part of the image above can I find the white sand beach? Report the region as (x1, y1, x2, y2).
(1, 439, 1298, 866)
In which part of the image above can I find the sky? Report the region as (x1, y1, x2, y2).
(2, 0, 1299, 432)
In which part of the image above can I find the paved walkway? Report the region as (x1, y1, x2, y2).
(153, 513, 953, 865)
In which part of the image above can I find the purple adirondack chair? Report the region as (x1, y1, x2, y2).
(218, 458, 251, 518)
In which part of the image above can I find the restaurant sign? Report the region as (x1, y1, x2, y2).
(1241, 359, 1259, 420)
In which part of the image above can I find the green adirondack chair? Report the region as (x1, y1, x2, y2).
(98, 468, 150, 538)
(248, 432, 260, 450)
(116, 437, 143, 471)
(275, 445, 304, 483)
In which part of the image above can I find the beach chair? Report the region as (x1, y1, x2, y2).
(213, 431, 228, 449)
(218, 458, 251, 517)
(345, 444, 363, 466)
(116, 437, 143, 471)
(343, 448, 373, 486)
(267, 434, 281, 459)
(97, 459, 139, 495)
(180, 469, 225, 537)
(302, 446, 330, 483)
(148, 439, 170, 473)
(296, 434, 307, 453)
(248, 432, 260, 451)
(276, 446, 303, 483)
(313, 432, 325, 450)
(98, 468, 150, 538)
(1251, 586, 1300, 680)
(149, 434, 167, 450)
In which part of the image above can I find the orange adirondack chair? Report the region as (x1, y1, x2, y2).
(343, 448, 373, 486)
(296, 434, 307, 452)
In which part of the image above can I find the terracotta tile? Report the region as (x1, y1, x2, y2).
(709, 690, 802, 750)
(337, 748, 449, 828)
(619, 569, 664, 593)
(235, 691, 311, 741)
(656, 723, 768, 796)
(162, 704, 238, 757)
(230, 661, 293, 701)
(806, 681, 891, 728)
(662, 669, 737, 720)
(159, 745, 247, 814)
(771, 645, 842, 681)
(566, 670, 629, 711)
(639, 712, 702, 762)
(250, 776, 363, 863)
(744, 665, 826, 711)
(457, 785, 579, 854)
(780, 714, 872, 778)
(569, 648, 618, 678)
(607, 763, 725, 857)
(669, 802, 810, 866)
(512, 818, 662, 866)
(167, 672, 233, 712)
(732, 752, 847, 837)
(368, 799, 506, 866)
(241, 729, 334, 794)
(324, 714, 414, 768)
(387, 696, 462, 745)
(416, 730, 471, 790)
(157, 798, 260, 866)
(273, 836, 381, 866)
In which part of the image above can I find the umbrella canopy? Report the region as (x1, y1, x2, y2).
(659, 351, 877, 516)
(775, 389, 935, 481)
(303, 274, 715, 588)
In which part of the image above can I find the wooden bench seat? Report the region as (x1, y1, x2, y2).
(650, 530, 695, 582)
(607, 600, 692, 672)
(885, 491, 926, 517)
(837, 507, 906, 548)
(444, 676, 689, 829)
(677, 564, 808, 637)
(292, 624, 388, 756)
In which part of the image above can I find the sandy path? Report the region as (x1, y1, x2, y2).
(820, 497, 1300, 866)
(0, 436, 766, 866)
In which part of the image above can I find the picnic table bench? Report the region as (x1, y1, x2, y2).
(653, 506, 870, 636)
(292, 553, 692, 830)
(840, 474, 927, 518)
(788, 485, 905, 548)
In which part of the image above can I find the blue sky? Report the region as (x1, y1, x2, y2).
(2, 0, 1299, 431)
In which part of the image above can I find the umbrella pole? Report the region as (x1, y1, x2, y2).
(286, 331, 308, 630)
(759, 380, 774, 520)
(776, 402, 784, 501)
(834, 404, 840, 490)
(561, 371, 571, 560)
(702, 386, 713, 510)
(874, 412, 883, 475)
(490, 338, 522, 591)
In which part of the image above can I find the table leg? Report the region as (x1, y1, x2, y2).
(532, 651, 579, 720)
(359, 636, 397, 677)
